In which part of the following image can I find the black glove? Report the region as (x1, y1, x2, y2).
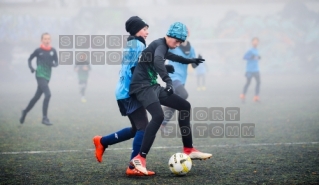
(165, 64, 175, 74)
(30, 67, 35, 73)
(164, 83, 174, 95)
(188, 58, 205, 65)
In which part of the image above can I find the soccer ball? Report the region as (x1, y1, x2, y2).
(168, 153, 192, 175)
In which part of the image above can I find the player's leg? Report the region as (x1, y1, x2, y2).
(160, 93, 212, 160)
(93, 98, 140, 163)
(161, 106, 175, 126)
(131, 87, 211, 174)
(93, 126, 135, 163)
(20, 79, 44, 124)
(197, 74, 201, 91)
(130, 86, 164, 174)
(160, 94, 192, 147)
(81, 72, 89, 102)
(240, 72, 253, 100)
(201, 74, 206, 91)
(79, 80, 87, 102)
(128, 106, 147, 163)
(38, 78, 52, 125)
(161, 83, 188, 132)
(82, 81, 87, 96)
(138, 101, 164, 158)
(253, 72, 261, 102)
(126, 106, 155, 176)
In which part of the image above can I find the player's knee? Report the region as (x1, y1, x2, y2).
(32, 95, 41, 101)
(180, 100, 191, 113)
(45, 92, 51, 99)
(183, 100, 191, 111)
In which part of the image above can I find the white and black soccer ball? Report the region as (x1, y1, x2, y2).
(168, 153, 192, 175)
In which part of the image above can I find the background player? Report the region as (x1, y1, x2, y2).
(74, 53, 91, 103)
(195, 54, 208, 91)
(19, 33, 58, 126)
(240, 37, 261, 102)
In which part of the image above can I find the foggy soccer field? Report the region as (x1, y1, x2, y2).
(0, 72, 319, 185)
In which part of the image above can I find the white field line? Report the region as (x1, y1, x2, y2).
(1, 141, 318, 155)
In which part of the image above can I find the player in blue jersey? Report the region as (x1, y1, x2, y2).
(92, 16, 175, 176)
(92, 16, 156, 176)
(240, 37, 261, 102)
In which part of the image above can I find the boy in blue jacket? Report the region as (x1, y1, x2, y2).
(92, 16, 155, 176)
(92, 17, 179, 176)
(240, 37, 261, 102)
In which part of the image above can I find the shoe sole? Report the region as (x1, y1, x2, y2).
(190, 155, 212, 160)
(126, 171, 145, 177)
(126, 171, 156, 176)
(126, 173, 155, 177)
(129, 161, 148, 175)
(191, 157, 211, 160)
(126, 174, 155, 176)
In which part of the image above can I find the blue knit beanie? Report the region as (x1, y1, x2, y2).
(166, 22, 188, 42)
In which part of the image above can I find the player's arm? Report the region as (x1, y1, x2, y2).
(154, 45, 172, 86)
(243, 50, 252, 60)
(28, 49, 37, 73)
(244, 50, 260, 60)
(52, 48, 58, 67)
(166, 52, 204, 65)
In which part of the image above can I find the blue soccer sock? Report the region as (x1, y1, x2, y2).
(129, 130, 144, 169)
(100, 127, 134, 148)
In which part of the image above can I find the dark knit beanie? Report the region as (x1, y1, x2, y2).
(125, 16, 149, 36)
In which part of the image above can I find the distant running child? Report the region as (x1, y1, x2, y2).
(20, 33, 58, 126)
(240, 37, 261, 102)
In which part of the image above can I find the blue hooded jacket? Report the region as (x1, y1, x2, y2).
(115, 38, 145, 100)
(167, 45, 196, 84)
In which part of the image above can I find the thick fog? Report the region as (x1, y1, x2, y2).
(0, 0, 318, 118)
